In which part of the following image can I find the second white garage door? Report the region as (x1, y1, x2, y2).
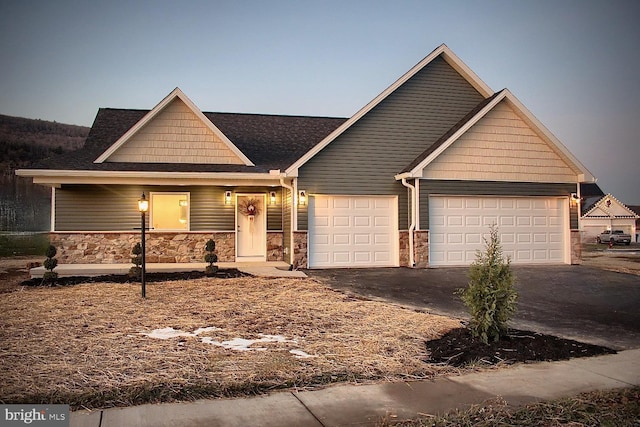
(309, 196, 398, 268)
(429, 196, 568, 266)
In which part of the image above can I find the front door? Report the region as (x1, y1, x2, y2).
(236, 194, 266, 261)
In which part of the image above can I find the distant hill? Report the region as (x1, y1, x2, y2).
(0, 114, 90, 231)
(0, 114, 89, 172)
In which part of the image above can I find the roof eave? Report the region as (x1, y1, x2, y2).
(16, 169, 285, 186)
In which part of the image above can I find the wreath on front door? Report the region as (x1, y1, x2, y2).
(238, 198, 261, 218)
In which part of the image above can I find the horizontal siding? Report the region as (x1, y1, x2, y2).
(418, 180, 577, 229)
(297, 56, 485, 231)
(422, 101, 579, 182)
(55, 185, 283, 232)
(107, 98, 244, 164)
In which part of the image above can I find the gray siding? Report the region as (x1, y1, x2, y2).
(418, 180, 578, 230)
(297, 56, 485, 231)
(55, 185, 283, 232)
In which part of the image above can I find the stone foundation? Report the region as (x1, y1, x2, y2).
(50, 232, 236, 264)
(399, 230, 429, 268)
(267, 232, 284, 262)
(399, 231, 409, 267)
(570, 229, 582, 265)
(414, 230, 429, 268)
(292, 231, 308, 268)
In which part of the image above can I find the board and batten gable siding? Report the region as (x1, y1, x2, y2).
(418, 180, 579, 230)
(105, 98, 245, 165)
(421, 101, 581, 182)
(55, 185, 282, 232)
(296, 56, 486, 231)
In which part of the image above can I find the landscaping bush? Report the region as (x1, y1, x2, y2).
(128, 242, 142, 279)
(42, 244, 58, 284)
(457, 224, 517, 344)
(204, 239, 218, 275)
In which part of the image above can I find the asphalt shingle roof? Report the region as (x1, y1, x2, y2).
(37, 108, 347, 173)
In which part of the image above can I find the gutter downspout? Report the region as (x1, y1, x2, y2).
(280, 177, 295, 266)
(401, 178, 416, 267)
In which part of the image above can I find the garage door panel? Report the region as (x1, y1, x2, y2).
(309, 196, 397, 268)
(333, 216, 350, 227)
(430, 196, 567, 266)
(333, 234, 350, 245)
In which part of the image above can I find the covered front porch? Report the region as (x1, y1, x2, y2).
(29, 260, 306, 279)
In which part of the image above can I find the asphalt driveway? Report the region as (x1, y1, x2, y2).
(307, 265, 640, 350)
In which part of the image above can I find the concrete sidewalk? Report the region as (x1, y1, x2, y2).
(70, 348, 640, 427)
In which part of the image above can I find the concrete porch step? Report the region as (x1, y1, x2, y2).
(29, 261, 306, 279)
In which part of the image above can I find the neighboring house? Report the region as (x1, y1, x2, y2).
(17, 44, 596, 268)
(629, 206, 640, 243)
(581, 194, 639, 243)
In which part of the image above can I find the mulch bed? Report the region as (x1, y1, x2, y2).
(426, 327, 616, 367)
(20, 269, 248, 287)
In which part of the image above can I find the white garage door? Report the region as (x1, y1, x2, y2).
(429, 196, 568, 266)
(309, 196, 398, 268)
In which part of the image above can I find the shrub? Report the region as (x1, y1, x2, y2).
(204, 239, 218, 275)
(128, 242, 142, 278)
(42, 244, 58, 284)
(457, 224, 517, 344)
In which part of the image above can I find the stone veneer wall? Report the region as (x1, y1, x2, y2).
(570, 230, 582, 265)
(399, 231, 429, 268)
(414, 230, 429, 268)
(292, 231, 308, 268)
(50, 232, 236, 264)
(267, 232, 284, 262)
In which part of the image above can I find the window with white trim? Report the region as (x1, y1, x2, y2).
(150, 192, 190, 231)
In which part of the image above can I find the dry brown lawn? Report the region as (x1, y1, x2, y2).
(0, 277, 461, 409)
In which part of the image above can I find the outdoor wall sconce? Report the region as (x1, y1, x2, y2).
(225, 191, 232, 205)
(269, 191, 277, 205)
(137, 193, 149, 298)
(570, 193, 580, 205)
(298, 190, 307, 206)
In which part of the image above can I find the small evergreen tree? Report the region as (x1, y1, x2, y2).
(457, 224, 518, 344)
(42, 244, 58, 284)
(204, 239, 218, 275)
(128, 242, 142, 278)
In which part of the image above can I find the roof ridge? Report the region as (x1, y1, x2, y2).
(98, 107, 346, 121)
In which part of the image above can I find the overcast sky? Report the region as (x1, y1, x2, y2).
(1, 0, 638, 203)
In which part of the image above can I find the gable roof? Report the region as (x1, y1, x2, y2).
(94, 88, 254, 166)
(582, 194, 640, 219)
(25, 108, 346, 175)
(284, 43, 494, 176)
(396, 89, 595, 183)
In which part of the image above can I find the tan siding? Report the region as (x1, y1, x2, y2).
(422, 101, 579, 182)
(297, 56, 486, 231)
(107, 98, 245, 164)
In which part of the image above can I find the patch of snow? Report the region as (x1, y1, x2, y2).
(289, 349, 315, 359)
(201, 334, 296, 351)
(143, 327, 195, 340)
(143, 327, 309, 356)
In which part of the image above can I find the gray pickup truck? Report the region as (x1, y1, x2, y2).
(597, 230, 632, 245)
